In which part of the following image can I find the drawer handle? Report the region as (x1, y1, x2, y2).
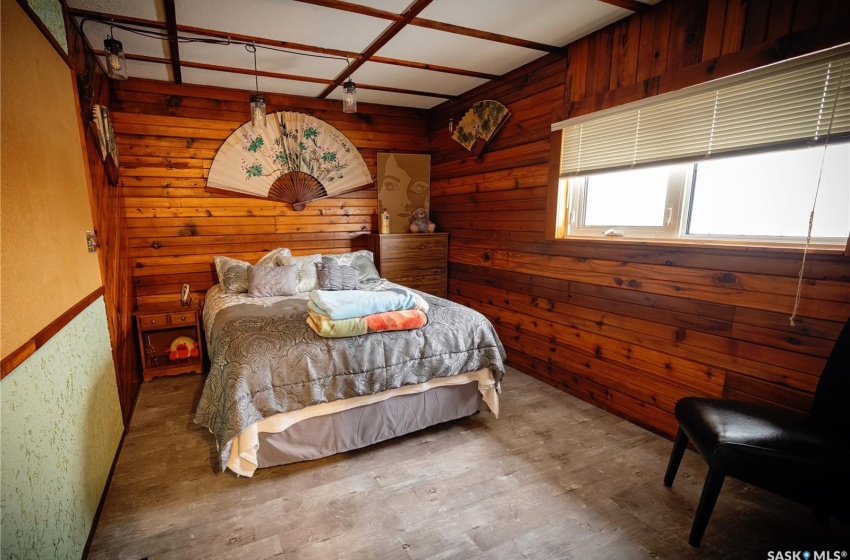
(180, 315, 186, 321)
(150, 319, 157, 325)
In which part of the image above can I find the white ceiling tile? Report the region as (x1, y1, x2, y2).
(326, 87, 441, 110)
(67, 0, 163, 21)
(175, 0, 393, 53)
(178, 36, 347, 81)
(377, 26, 543, 76)
(352, 62, 487, 96)
(68, 0, 642, 111)
(181, 67, 326, 98)
(257, 75, 327, 97)
(419, 0, 629, 47)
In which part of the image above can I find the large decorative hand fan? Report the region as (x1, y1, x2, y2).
(207, 111, 372, 210)
(452, 100, 510, 160)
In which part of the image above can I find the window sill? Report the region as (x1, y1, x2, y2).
(552, 235, 849, 256)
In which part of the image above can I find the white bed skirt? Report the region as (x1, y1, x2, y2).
(226, 368, 499, 477)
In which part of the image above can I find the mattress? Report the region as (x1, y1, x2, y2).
(195, 280, 506, 476)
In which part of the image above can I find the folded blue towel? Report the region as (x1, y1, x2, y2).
(308, 287, 429, 320)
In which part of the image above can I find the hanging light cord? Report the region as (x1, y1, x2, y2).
(344, 57, 355, 85)
(247, 43, 259, 92)
(789, 61, 846, 327)
(80, 17, 351, 68)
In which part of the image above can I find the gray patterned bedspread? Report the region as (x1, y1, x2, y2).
(194, 282, 506, 454)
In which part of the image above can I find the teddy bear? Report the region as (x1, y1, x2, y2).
(409, 207, 436, 233)
(167, 336, 199, 361)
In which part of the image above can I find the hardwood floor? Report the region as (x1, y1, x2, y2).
(89, 367, 850, 559)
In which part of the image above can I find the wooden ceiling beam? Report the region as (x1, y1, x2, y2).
(369, 55, 499, 80)
(292, 0, 559, 52)
(68, 7, 360, 60)
(162, 0, 182, 84)
(317, 0, 435, 100)
(595, 0, 649, 12)
(183, 61, 330, 85)
(410, 18, 559, 52)
(94, 50, 334, 84)
(288, 0, 403, 22)
(69, 6, 492, 82)
(69, 7, 166, 29)
(352, 83, 454, 100)
(175, 23, 358, 61)
(94, 50, 450, 99)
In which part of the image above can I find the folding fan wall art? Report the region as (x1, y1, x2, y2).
(452, 100, 510, 160)
(91, 104, 119, 184)
(207, 111, 372, 210)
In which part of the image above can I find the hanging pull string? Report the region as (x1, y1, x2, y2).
(789, 60, 845, 327)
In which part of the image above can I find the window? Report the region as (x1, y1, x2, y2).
(563, 143, 850, 244)
(688, 144, 849, 239)
(551, 44, 850, 246)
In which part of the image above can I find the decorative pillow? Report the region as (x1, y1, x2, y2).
(248, 264, 298, 297)
(322, 250, 380, 281)
(316, 261, 360, 291)
(256, 247, 292, 266)
(277, 254, 322, 292)
(214, 256, 251, 293)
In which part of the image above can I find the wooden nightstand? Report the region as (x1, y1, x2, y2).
(364, 233, 448, 298)
(134, 302, 203, 381)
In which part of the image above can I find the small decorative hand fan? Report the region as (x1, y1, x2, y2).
(207, 111, 372, 210)
(452, 100, 510, 160)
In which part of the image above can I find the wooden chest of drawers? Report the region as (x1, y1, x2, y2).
(364, 233, 448, 298)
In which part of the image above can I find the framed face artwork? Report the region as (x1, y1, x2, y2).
(376, 153, 431, 233)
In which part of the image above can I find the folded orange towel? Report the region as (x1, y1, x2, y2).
(307, 308, 428, 338)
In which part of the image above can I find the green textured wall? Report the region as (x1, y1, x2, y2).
(26, 0, 66, 52)
(1, 297, 123, 560)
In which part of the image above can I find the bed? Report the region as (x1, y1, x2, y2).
(194, 253, 506, 477)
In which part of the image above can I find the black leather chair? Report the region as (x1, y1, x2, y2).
(664, 318, 850, 546)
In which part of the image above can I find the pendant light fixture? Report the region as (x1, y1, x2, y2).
(248, 43, 266, 128)
(104, 22, 128, 80)
(342, 59, 357, 113)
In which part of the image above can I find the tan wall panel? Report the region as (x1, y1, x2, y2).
(0, 0, 102, 358)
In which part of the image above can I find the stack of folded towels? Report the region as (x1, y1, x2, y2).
(307, 287, 429, 338)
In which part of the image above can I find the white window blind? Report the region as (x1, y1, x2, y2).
(554, 44, 850, 176)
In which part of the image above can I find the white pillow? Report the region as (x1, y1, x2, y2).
(278, 254, 322, 292)
(322, 250, 380, 281)
(213, 256, 251, 293)
(256, 247, 292, 266)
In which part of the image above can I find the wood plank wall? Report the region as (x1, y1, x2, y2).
(109, 81, 428, 306)
(68, 23, 139, 426)
(428, 0, 850, 437)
